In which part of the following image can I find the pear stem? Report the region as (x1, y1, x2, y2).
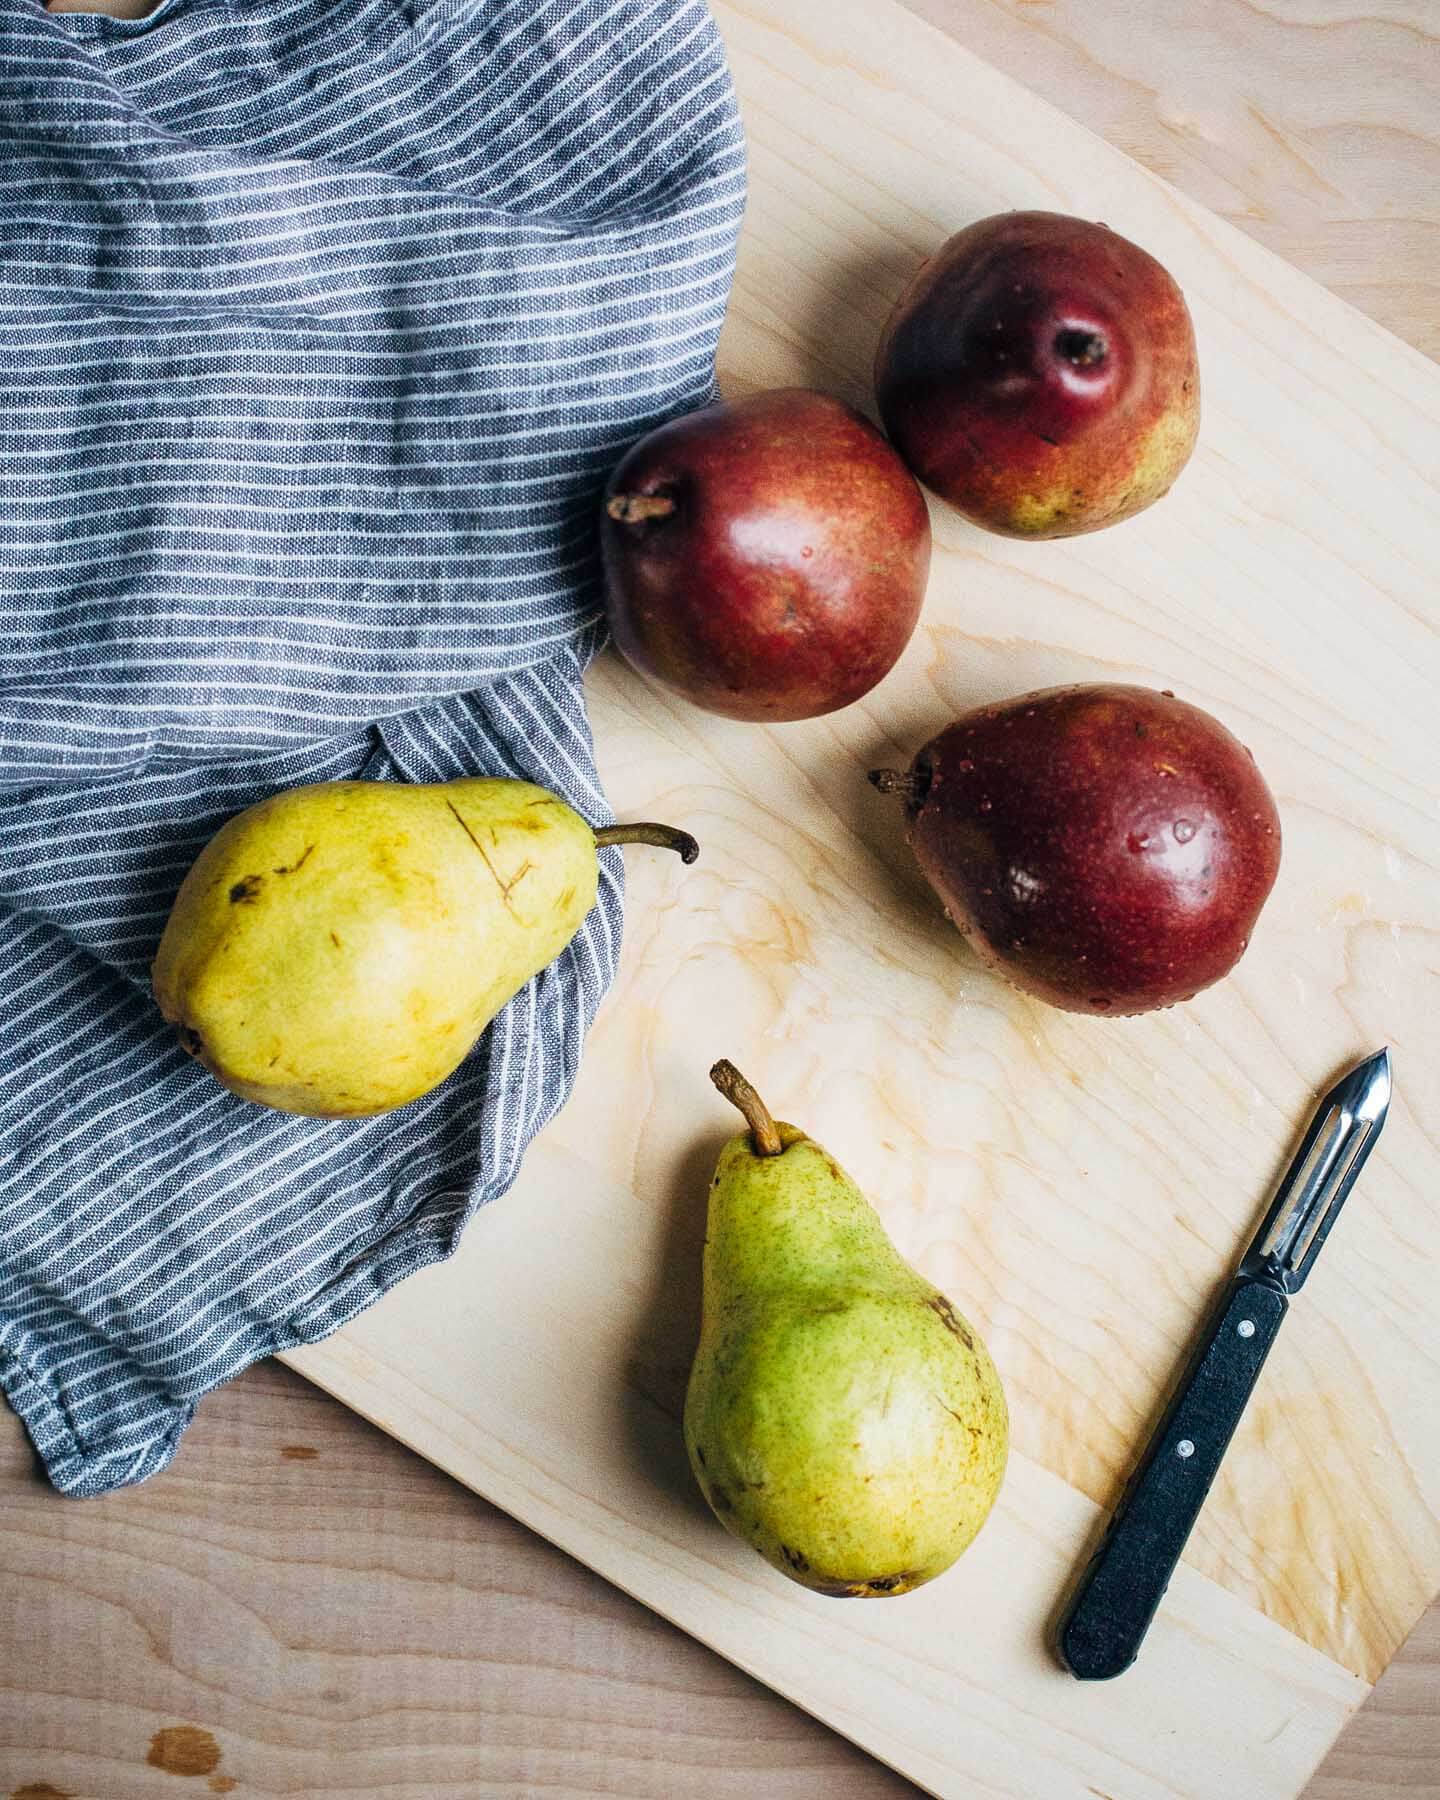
(593, 822, 700, 864)
(710, 1059, 783, 1158)
(868, 767, 924, 803)
(606, 492, 677, 524)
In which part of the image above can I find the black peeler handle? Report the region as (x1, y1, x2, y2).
(1057, 1277, 1288, 1680)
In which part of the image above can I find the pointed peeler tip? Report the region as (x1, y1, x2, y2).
(1356, 1046, 1392, 1123)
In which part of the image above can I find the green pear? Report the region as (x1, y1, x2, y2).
(684, 1062, 1008, 1598)
(152, 778, 697, 1118)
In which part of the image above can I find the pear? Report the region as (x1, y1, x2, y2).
(152, 778, 697, 1118)
(684, 1062, 1008, 1598)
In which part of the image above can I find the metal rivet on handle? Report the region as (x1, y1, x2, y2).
(1237, 1319, 1256, 1339)
(1176, 1439, 1196, 1459)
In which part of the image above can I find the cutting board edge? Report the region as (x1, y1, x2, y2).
(277, 1329, 1378, 1800)
(733, 0, 1440, 396)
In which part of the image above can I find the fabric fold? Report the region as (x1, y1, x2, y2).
(0, 0, 746, 1494)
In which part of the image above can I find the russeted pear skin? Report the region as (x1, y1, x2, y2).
(683, 1063, 1008, 1597)
(152, 778, 696, 1118)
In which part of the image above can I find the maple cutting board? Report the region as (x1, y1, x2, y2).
(284, 1, 1440, 1794)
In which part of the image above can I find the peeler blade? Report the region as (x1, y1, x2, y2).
(1239, 1048, 1392, 1295)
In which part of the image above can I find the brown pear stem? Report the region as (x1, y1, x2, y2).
(606, 492, 677, 524)
(868, 767, 924, 803)
(593, 822, 700, 864)
(710, 1060, 783, 1158)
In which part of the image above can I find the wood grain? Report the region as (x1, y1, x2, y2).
(0, 1363, 917, 1800)
(281, 1139, 1373, 1799)
(900, 0, 1440, 364)
(1, 1365, 1433, 1799)
(7, 0, 1440, 1796)
(1311, 1604, 1440, 1798)
(279, 0, 1440, 1784)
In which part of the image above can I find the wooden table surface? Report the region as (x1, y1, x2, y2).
(5, 3, 1439, 1796)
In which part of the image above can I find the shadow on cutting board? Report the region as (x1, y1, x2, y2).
(617, 1125, 727, 1523)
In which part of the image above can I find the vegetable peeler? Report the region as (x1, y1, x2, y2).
(1057, 1047, 1393, 1680)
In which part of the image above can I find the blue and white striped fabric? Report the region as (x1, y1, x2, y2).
(0, 0, 745, 1494)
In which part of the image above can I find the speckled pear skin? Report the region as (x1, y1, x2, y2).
(152, 778, 599, 1118)
(683, 1119, 1008, 1598)
(875, 211, 1199, 539)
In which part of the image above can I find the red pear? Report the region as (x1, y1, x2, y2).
(600, 389, 931, 723)
(871, 685, 1280, 1015)
(875, 212, 1199, 538)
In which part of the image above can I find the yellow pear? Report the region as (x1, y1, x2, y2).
(152, 778, 696, 1117)
(684, 1062, 1008, 1597)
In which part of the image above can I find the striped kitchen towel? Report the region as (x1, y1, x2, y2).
(0, 0, 746, 1494)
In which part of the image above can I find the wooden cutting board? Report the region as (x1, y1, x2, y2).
(284, 2, 1440, 1793)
